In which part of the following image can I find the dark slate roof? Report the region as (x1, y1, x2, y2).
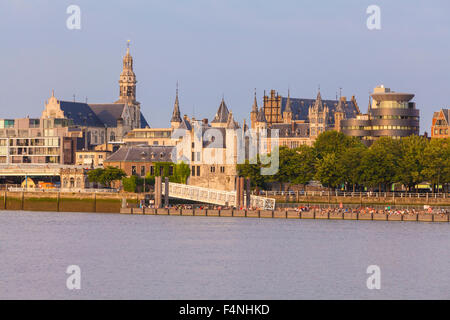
(270, 122, 310, 138)
(105, 145, 174, 162)
(59, 101, 104, 127)
(140, 112, 150, 128)
(256, 107, 267, 122)
(441, 109, 450, 124)
(211, 99, 229, 123)
(280, 96, 359, 124)
(89, 104, 125, 127)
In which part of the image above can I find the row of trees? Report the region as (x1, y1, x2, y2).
(237, 131, 450, 193)
(88, 162, 191, 193)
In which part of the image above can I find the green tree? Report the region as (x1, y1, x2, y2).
(396, 135, 428, 191)
(315, 152, 345, 188)
(313, 131, 360, 159)
(88, 166, 126, 188)
(291, 145, 316, 189)
(422, 138, 450, 192)
(237, 156, 267, 189)
(339, 143, 367, 191)
(359, 137, 399, 191)
(171, 161, 191, 184)
(122, 175, 142, 193)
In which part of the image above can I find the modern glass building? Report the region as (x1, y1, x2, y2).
(341, 85, 420, 145)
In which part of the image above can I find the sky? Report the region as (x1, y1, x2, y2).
(0, 0, 449, 133)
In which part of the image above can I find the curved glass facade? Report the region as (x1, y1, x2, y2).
(340, 86, 420, 146)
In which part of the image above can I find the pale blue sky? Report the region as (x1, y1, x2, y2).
(1, 0, 449, 133)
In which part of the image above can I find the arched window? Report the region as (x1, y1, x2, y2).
(70, 178, 75, 188)
(76, 178, 81, 188)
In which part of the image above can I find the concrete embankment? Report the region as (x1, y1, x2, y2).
(119, 207, 449, 223)
(273, 193, 450, 206)
(0, 191, 141, 213)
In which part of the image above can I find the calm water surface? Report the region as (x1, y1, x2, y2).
(0, 210, 449, 299)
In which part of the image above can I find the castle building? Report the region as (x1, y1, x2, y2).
(251, 89, 360, 147)
(431, 109, 450, 139)
(109, 91, 242, 191)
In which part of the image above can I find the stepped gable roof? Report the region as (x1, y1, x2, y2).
(58, 101, 104, 127)
(106, 145, 174, 162)
(211, 98, 230, 123)
(280, 95, 359, 124)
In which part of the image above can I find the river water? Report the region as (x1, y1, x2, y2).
(0, 210, 448, 299)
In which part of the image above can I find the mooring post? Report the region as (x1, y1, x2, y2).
(164, 177, 169, 207)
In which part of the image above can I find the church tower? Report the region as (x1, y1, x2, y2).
(115, 41, 141, 129)
(117, 41, 137, 103)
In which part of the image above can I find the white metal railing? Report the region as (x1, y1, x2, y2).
(7, 187, 118, 193)
(258, 190, 449, 199)
(162, 182, 275, 210)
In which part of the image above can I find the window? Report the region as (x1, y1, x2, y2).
(220, 166, 225, 173)
(141, 166, 146, 177)
(196, 166, 200, 176)
(191, 166, 196, 176)
(210, 166, 215, 173)
(196, 152, 200, 161)
(132, 166, 137, 176)
(150, 166, 155, 175)
(191, 152, 195, 161)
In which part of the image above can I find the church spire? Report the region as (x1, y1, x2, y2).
(285, 89, 292, 113)
(171, 82, 182, 124)
(252, 88, 258, 113)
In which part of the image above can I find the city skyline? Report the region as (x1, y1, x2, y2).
(1, 1, 450, 132)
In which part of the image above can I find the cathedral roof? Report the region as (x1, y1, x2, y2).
(57, 101, 149, 128)
(211, 98, 230, 123)
(59, 101, 104, 127)
(89, 104, 126, 127)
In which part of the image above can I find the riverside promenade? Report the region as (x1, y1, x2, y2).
(120, 206, 450, 223)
